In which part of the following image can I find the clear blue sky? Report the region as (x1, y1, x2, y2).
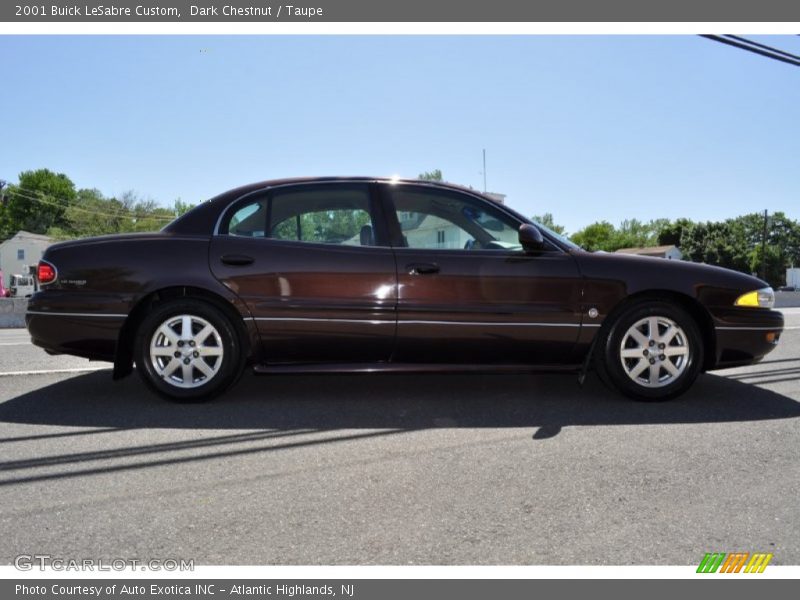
(1, 35, 798, 233)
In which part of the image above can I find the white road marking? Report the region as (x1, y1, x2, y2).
(0, 366, 111, 377)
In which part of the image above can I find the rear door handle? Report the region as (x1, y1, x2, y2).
(220, 254, 254, 266)
(406, 262, 440, 275)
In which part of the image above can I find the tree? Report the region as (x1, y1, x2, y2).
(614, 218, 655, 249)
(531, 213, 566, 235)
(418, 169, 443, 182)
(657, 218, 694, 246)
(173, 199, 195, 217)
(1, 169, 76, 236)
(749, 244, 784, 286)
(570, 221, 617, 251)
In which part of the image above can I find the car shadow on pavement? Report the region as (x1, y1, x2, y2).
(0, 370, 798, 487)
(1, 369, 799, 433)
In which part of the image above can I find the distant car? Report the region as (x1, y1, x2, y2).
(26, 177, 784, 402)
(776, 286, 797, 292)
(9, 274, 36, 298)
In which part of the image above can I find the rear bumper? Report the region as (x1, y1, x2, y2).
(710, 308, 784, 370)
(26, 310, 125, 362)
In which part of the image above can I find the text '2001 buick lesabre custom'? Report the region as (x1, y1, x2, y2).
(26, 177, 783, 402)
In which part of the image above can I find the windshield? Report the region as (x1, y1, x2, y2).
(531, 220, 583, 251)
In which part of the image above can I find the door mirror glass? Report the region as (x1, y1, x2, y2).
(519, 224, 545, 252)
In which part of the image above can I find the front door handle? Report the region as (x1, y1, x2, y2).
(406, 262, 440, 275)
(221, 254, 254, 266)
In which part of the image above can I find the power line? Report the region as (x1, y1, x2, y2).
(10, 190, 174, 222)
(5, 187, 176, 221)
(724, 35, 800, 62)
(701, 35, 800, 67)
(11, 185, 177, 219)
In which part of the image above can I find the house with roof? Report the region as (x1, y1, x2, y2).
(615, 245, 682, 260)
(0, 231, 53, 288)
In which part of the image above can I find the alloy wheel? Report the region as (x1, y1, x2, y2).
(619, 316, 690, 388)
(149, 314, 224, 389)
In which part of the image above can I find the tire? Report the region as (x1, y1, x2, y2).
(134, 298, 244, 402)
(594, 300, 704, 401)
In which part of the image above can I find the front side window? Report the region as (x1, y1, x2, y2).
(269, 185, 376, 246)
(390, 187, 522, 251)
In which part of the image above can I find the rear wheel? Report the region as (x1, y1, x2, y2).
(595, 301, 703, 401)
(134, 299, 243, 402)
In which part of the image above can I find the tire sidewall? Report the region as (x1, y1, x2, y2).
(135, 299, 241, 402)
(601, 301, 703, 401)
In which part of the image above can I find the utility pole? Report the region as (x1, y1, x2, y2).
(760, 209, 769, 281)
(482, 149, 487, 193)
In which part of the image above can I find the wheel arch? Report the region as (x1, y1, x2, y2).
(598, 289, 716, 371)
(113, 286, 254, 380)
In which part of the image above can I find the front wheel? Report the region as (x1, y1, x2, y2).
(595, 301, 704, 401)
(134, 299, 243, 402)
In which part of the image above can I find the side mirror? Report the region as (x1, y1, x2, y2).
(519, 224, 545, 252)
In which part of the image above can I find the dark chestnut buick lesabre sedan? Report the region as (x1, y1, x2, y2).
(26, 177, 783, 402)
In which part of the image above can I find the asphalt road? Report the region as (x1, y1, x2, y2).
(0, 312, 798, 566)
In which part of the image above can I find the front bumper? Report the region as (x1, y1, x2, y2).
(710, 307, 784, 369)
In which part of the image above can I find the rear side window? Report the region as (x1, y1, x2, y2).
(227, 201, 266, 237)
(268, 185, 377, 246)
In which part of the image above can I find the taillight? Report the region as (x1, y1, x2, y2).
(37, 260, 57, 285)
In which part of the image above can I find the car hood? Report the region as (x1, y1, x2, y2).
(574, 250, 769, 296)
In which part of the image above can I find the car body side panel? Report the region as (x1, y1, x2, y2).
(574, 251, 784, 368)
(392, 249, 583, 364)
(27, 234, 259, 362)
(24, 178, 785, 383)
(209, 236, 398, 363)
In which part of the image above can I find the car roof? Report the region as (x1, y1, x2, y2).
(164, 177, 529, 235)
(212, 176, 493, 201)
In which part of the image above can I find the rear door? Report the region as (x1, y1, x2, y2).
(382, 183, 583, 364)
(210, 182, 397, 363)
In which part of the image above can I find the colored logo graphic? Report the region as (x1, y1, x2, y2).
(697, 552, 773, 573)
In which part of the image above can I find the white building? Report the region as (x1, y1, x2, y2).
(399, 212, 473, 249)
(615, 245, 683, 260)
(0, 231, 53, 287)
(484, 192, 506, 204)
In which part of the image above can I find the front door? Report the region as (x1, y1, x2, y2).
(382, 183, 583, 365)
(210, 182, 397, 363)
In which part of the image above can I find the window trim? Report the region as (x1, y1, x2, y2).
(215, 181, 391, 248)
(378, 182, 564, 255)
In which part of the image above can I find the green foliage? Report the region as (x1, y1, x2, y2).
(531, 213, 566, 235)
(418, 169, 443, 182)
(570, 218, 670, 252)
(1, 169, 77, 237)
(657, 218, 694, 246)
(173, 198, 196, 217)
(749, 244, 784, 287)
(571, 212, 800, 287)
(273, 209, 370, 244)
(0, 169, 187, 241)
(570, 221, 618, 251)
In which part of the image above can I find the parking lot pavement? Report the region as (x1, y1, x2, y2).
(0, 311, 798, 566)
